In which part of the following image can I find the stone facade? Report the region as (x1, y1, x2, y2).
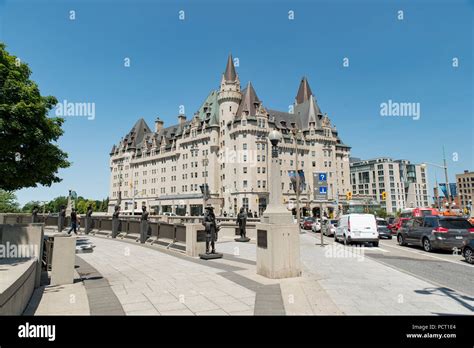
(456, 170, 474, 210)
(108, 55, 351, 216)
(350, 157, 429, 213)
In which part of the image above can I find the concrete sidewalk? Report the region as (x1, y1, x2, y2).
(27, 231, 473, 315)
(297, 233, 473, 315)
(23, 270, 90, 315)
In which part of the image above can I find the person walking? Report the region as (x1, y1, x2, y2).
(68, 208, 78, 235)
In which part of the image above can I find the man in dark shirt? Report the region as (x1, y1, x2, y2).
(68, 208, 78, 235)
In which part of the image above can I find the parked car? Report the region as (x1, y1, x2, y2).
(387, 217, 395, 225)
(461, 239, 474, 264)
(397, 216, 474, 252)
(322, 219, 337, 236)
(388, 217, 410, 233)
(376, 218, 392, 239)
(311, 218, 322, 232)
(301, 217, 316, 230)
(335, 214, 379, 246)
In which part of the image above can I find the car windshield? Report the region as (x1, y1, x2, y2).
(305, 218, 315, 222)
(439, 219, 472, 229)
(377, 220, 388, 226)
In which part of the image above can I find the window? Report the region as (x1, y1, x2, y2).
(243, 167, 247, 174)
(243, 180, 248, 188)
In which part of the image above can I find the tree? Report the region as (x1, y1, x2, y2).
(0, 189, 20, 212)
(374, 208, 388, 219)
(44, 196, 68, 213)
(0, 43, 70, 191)
(21, 200, 41, 213)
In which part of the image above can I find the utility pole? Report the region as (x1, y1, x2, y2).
(443, 146, 451, 212)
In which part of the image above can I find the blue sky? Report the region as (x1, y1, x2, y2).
(0, 0, 472, 206)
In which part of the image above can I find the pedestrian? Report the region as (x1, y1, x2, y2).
(68, 208, 78, 235)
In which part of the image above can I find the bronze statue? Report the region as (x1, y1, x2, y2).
(202, 206, 218, 254)
(86, 205, 93, 217)
(113, 205, 120, 218)
(237, 207, 247, 239)
(141, 206, 149, 221)
(32, 206, 39, 223)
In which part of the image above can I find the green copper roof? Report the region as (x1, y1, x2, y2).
(197, 90, 219, 126)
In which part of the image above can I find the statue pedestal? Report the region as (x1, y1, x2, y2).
(199, 253, 223, 260)
(234, 237, 250, 242)
(256, 220, 301, 279)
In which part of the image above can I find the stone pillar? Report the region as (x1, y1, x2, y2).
(51, 235, 76, 286)
(140, 220, 149, 243)
(185, 223, 206, 257)
(257, 131, 301, 279)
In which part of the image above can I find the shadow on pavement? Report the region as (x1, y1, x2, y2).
(415, 287, 474, 312)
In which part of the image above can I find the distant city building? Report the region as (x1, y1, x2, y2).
(108, 55, 351, 216)
(456, 170, 474, 210)
(350, 158, 429, 213)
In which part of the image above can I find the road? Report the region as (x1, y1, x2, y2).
(302, 229, 474, 298)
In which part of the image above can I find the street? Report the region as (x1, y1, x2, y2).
(303, 230, 474, 298)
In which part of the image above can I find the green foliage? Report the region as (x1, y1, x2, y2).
(21, 200, 40, 213)
(21, 195, 108, 213)
(0, 43, 70, 191)
(43, 196, 68, 213)
(76, 198, 97, 214)
(374, 208, 388, 218)
(0, 189, 20, 212)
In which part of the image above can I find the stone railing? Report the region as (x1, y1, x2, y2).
(0, 213, 258, 256)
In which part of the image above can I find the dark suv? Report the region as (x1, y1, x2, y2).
(397, 216, 474, 252)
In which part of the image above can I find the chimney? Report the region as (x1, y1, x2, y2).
(178, 114, 186, 126)
(155, 117, 164, 133)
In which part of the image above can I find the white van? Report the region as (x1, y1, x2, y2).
(335, 214, 379, 246)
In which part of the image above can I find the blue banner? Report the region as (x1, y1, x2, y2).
(439, 183, 457, 198)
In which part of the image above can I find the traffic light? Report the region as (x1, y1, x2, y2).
(346, 192, 352, 200)
(382, 191, 387, 201)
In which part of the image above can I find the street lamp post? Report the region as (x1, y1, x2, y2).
(291, 128, 302, 229)
(422, 155, 451, 212)
(262, 129, 293, 224)
(202, 155, 209, 208)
